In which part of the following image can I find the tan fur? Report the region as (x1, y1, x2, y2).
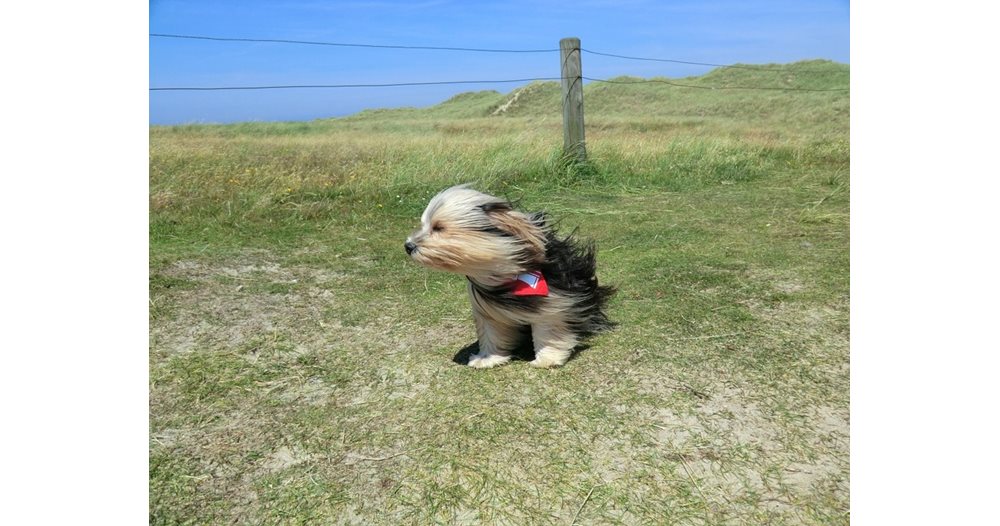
(406, 185, 610, 368)
(483, 208, 547, 265)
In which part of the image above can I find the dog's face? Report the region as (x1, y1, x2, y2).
(405, 185, 546, 280)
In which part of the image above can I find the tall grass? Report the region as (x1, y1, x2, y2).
(151, 60, 848, 205)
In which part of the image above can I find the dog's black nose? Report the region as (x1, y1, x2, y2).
(404, 241, 417, 255)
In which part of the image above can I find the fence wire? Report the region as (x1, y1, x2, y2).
(149, 33, 849, 93)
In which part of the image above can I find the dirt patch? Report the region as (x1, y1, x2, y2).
(153, 251, 475, 358)
(263, 446, 313, 472)
(152, 252, 363, 355)
(746, 266, 808, 295)
(649, 385, 782, 454)
(275, 377, 336, 406)
(642, 372, 847, 514)
(151, 428, 187, 449)
(489, 82, 550, 116)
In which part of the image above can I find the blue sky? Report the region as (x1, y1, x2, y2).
(149, 0, 849, 124)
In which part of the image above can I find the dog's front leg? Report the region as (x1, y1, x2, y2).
(530, 322, 576, 368)
(468, 314, 516, 368)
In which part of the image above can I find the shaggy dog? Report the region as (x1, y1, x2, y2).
(405, 185, 615, 368)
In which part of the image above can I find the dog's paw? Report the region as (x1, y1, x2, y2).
(467, 353, 511, 369)
(529, 356, 566, 369)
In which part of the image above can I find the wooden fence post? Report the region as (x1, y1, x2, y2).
(560, 37, 586, 163)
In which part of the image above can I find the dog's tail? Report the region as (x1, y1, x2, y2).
(540, 229, 617, 337)
(586, 282, 617, 334)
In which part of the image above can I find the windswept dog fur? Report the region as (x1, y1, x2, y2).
(405, 185, 615, 368)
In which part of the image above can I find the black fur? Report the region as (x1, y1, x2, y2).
(467, 277, 545, 313)
(478, 201, 512, 213)
(539, 229, 617, 336)
(467, 216, 616, 338)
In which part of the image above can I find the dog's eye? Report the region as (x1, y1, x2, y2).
(432, 224, 444, 232)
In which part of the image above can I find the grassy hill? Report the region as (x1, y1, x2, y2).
(342, 59, 848, 119)
(150, 62, 850, 525)
(160, 60, 847, 133)
(150, 61, 848, 201)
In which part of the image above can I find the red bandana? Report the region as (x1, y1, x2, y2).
(509, 271, 549, 296)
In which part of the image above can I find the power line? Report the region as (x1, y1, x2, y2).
(150, 76, 848, 92)
(149, 33, 846, 74)
(149, 33, 559, 53)
(149, 33, 848, 93)
(580, 49, 834, 72)
(150, 78, 562, 91)
(583, 76, 849, 92)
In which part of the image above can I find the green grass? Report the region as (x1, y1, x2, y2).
(150, 62, 849, 525)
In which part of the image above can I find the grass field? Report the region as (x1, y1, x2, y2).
(150, 61, 849, 524)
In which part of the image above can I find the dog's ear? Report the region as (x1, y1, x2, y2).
(482, 203, 546, 262)
(529, 211, 548, 228)
(479, 201, 513, 214)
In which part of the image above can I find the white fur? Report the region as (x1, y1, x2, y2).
(407, 185, 612, 369)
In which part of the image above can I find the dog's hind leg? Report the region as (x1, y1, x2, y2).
(529, 322, 576, 368)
